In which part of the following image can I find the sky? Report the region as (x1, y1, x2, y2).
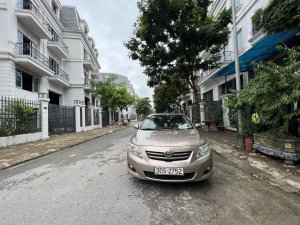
(61, 0, 153, 99)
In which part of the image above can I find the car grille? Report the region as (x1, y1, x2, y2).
(144, 171, 195, 180)
(146, 151, 192, 161)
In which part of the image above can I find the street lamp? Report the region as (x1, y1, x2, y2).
(231, 0, 244, 148)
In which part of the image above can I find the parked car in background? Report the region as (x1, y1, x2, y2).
(127, 113, 213, 182)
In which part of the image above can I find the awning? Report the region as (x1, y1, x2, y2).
(213, 29, 300, 78)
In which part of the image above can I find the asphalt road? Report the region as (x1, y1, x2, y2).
(0, 128, 299, 225)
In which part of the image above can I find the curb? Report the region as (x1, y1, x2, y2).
(0, 127, 126, 170)
(207, 137, 300, 194)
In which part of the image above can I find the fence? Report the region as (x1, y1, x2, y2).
(48, 104, 75, 135)
(0, 97, 41, 137)
(94, 109, 100, 125)
(102, 110, 110, 127)
(204, 100, 223, 122)
(85, 107, 91, 126)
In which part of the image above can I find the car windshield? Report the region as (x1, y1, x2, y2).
(140, 115, 193, 130)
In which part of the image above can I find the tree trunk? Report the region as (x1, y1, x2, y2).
(189, 79, 201, 123)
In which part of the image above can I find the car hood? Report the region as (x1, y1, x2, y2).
(132, 129, 205, 147)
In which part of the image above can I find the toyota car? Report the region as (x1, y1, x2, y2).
(127, 113, 213, 182)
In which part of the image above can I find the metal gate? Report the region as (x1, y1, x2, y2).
(204, 100, 223, 122)
(85, 107, 91, 126)
(102, 110, 109, 127)
(48, 104, 75, 135)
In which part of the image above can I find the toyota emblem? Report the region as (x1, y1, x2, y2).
(164, 151, 173, 158)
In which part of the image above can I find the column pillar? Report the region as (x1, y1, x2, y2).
(75, 104, 81, 132)
(99, 108, 102, 128)
(81, 105, 86, 131)
(38, 94, 50, 139)
(90, 106, 95, 127)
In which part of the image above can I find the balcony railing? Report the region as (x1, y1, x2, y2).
(200, 69, 212, 80)
(84, 78, 90, 86)
(251, 24, 263, 36)
(49, 63, 70, 82)
(220, 51, 233, 63)
(16, 1, 50, 32)
(15, 43, 50, 68)
(49, 30, 69, 54)
(55, 68, 70, 82)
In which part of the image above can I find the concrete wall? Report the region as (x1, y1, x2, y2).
(0, 60, 16, 96)
(0, 132, 43, 148)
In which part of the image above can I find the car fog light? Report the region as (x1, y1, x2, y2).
(204, 166, 212, 175)
(128, 163, 136, 172)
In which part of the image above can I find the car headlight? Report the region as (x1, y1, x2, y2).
(128, 142, 143, 158)
(197, 142, 210, 157)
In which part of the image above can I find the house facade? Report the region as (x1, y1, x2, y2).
(197, 0, 284, 128)
(0, 0, 102, 146)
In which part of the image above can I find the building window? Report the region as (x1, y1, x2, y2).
(84, 72, 89, 85)
(235, 0, 241, 8)
(33, 77, 39, 92)
(16, 70, 22, 88)
(16, 70, 39, 93)
(52, 1, 58, 14)
(49, 57, 59, 74)
(220, 45, 230, 62)
(48, 26, 59, 42)
(203, 90, 213, 102)
(84, 49, 89, 60)
(237, 29, 243, 52)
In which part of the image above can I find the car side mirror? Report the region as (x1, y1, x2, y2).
(194, 123, 201, 129)
(133, 124, 139, 129)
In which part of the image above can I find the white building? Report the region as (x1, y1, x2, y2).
(0, 0, 100, 105)
(0, 0, 102, 146)
(197, 0, 293, 128)
(60, 5, 101, 107)
(101, 72, 137, 121)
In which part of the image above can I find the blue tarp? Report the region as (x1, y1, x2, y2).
(213, 29, 300, 78)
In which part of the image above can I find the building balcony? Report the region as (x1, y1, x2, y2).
(15, 2, 52, 40)
(84, 79, 92, 91)
(83, 54, 95, 71)
(91, 71, 100, 80)
(220, 51, 233, 64)
(48, 35, 69, 59)
(249, 26, 265, 46)
(14, 43, 54, 77)
(48, 68, 70, 87)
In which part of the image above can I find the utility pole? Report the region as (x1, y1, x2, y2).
(231, 0, 244, 148)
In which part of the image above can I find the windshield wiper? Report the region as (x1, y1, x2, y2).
(140, 128, 156, 130)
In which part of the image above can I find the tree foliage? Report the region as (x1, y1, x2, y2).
(135, 97, 153, 118)
(262, 0, 300, 33)
(227, 47, 300, 137)
(153, 74, 189, 112)
(125, 0, 231, 122)
(92, 77, 135, 112)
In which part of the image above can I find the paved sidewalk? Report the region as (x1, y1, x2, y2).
(201, 129, 300, 193)
(0, 126, 125, 170)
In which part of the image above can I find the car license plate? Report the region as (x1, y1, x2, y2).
(154, 167, 184, 175)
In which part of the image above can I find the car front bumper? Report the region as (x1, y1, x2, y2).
(127, 151, 213, 183)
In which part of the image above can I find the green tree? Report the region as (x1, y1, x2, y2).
(92, 77, 135, 116)
(135, 97, 152, 118)
(228, 47, 300, 137)
(125, 0, 231, 122)
(262, 0, 300, 33)
(153, 74, 189, 113)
